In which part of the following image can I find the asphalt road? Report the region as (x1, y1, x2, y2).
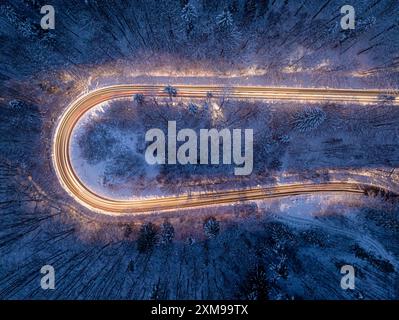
(53, 85, 398, 215)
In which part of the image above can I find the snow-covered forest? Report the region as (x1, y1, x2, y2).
(0, 0, 398, 299)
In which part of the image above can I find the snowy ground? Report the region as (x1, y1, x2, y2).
(70, 97, 399, 199)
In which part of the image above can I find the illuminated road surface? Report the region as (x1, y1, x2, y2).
(53, 85, 398, 215)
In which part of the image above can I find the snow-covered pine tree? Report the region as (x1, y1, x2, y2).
(203, 216, 220, 238)
(160, 221, 175, 244)
(239, 264, 269, 300)
(292, 107, 326, 132)
(181, 2, 198, 35)
(137, 222, 158, 253)
(216, 9, 234, 31)
(215, 9, 240, 51)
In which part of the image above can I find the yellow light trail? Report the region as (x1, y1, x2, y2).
(53, 85, 398, 216)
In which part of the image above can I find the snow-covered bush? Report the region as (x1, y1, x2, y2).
(186, 236, 196, 245)
(137, 222, 158, 253)
(203, 216, 220, 239)
(292, 107, 326, 132)
(134, 93, 145, 105)
(279, 134, 291, 144)
(164, 85, 177, 99)
(8, 99, 24, 110)
(188, 102, 199, 114)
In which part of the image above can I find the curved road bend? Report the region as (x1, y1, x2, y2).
(53, 85, 398, 215)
